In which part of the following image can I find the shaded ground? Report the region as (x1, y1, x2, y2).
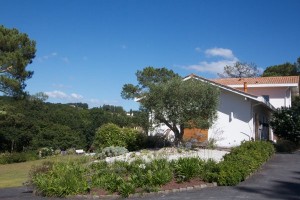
(1, 150, 299, 200)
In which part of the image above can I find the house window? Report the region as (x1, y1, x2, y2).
(262, 95, 269, 102)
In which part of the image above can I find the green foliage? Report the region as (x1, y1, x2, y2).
(93, 123, 127, 149)
(121, 66, 180, 100)
(262, 57, 300, 77)
(98, 146, 128, 159)
(216, 141, 275, 186)
(0, 25, 36, 97)
(122, 67, 219, 144)
(30, 143, 275, 197)
(200, 159, 219, 182)
(0, 151, 39, 164)
(31, 162, 89, 197)
(270, 100, 300, 143)
(93, 123, 145, 151)
(172, 157, 204, 182)
(0, 96, 143, 153)
(218, 62, 260, 78)
(144, 77, 219, 144)
(38, 147, 53, 158)
(91, 158, 173, 197)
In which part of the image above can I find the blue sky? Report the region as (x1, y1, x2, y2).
(1, 0, 300, 110)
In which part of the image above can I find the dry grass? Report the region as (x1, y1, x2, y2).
(0, 155, 87, 188)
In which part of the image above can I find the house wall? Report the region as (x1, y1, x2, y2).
(208, 90, 253, 147)
(235, 87, 291, 108)
(148, 88, 274, 148)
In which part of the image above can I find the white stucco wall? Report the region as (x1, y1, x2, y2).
(208, 90, 254, 147)
(235, 87, 291, 108)
(148, 88, 273, 148)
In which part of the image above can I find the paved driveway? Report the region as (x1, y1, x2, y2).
(1, 151, 299, 200)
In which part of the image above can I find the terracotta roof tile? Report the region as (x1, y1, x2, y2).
(211, 76, 299, 85)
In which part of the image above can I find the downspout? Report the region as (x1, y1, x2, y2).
(284, 87, 290, 107)
(251, 102, 261, 141)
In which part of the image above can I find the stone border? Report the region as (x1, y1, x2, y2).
(72, 182, 217, 199)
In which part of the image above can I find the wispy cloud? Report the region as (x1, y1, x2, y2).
(205, 48, 235, 59)
(37, 52, 58, 62)
(184, 47, 238, 74)
(195, 47, 201, 52)
(61, 57, 70, 64)
(45, 90, 83, 101)
(37, 52, 71, 64)
(45, 90, 68, 99)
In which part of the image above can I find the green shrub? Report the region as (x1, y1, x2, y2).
(216, 141, 275, 186)
(100, 146, 128, 158)
(172, 157, 204, 182)
(38, 147, 53, 158)
(93, 123, 127, 150)
(66, 148, 76, 155)
(201, 159, 219, 182)
(0, 151, 39, 164)
(31, 162, 89, 197)
(125, 130, 147, 151)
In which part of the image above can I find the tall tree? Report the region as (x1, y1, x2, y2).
(218, 62, 260, 78)
(121, 66, 180, 100)
(0, 25, 36, 97)
(121, 67, 219, 144)
(262, 57, 300, 77)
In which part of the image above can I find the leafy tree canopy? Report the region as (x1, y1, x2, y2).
(218, 62, 260, 78)
(262, 57, 300, 77)
(270, 96, 300, 143)
(0, 25, 36, 97)
(121, 66, 180, 100)
(122, 67, 219, 144)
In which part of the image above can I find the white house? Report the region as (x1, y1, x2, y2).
(212, 76, 299, 109)
(149, 75, 299, 147)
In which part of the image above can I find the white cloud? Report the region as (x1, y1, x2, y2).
(45, 90, 68, 99)
(184, 47, 239, 74)
(71, 93, 83, 100)
(45, 90, 84, 101)
(37, 52, 58, 62)
(195, 47, 201, 52)
(185, 59, 237, 74)
(205, 48, 235, 59)
(90, 98, 101, 104)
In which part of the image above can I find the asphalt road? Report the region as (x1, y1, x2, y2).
(1, 150, 299, 200)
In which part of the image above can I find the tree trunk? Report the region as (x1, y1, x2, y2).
(11, 139, 14, 152)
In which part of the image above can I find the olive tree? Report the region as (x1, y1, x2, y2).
(121, 67, 219, 144)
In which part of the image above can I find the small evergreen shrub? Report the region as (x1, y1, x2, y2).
(38, 147, 53, 158)
(201, 159, 219, 182)
(172, 157, 204, 182)
(31, 162, 89, 197)
(216, 141, 275, 186)
(97, 146, 128, 159)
